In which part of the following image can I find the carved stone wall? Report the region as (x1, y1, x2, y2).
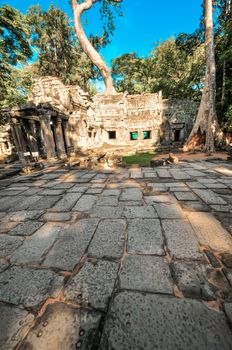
(77, 91, 198, 150)
(0, 77, 199, 158)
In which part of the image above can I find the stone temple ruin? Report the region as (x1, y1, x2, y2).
(0, 76, 198, 161)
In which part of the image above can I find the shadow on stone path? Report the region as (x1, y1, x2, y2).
(0, 159, 232, 349)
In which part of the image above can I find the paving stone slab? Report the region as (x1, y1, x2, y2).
(204, 183, 228, 189)
(11, 222, 67, 264)
(124, 206, 157, 219)
(0, 220, 19, 233)
(42, 212, 72, 222)
(100, 292, 232, 350)
(127, 219, 164, 255)
(67, 185, 88, 193)
(174, 191, 198, 201)
(96, 196, 118, 206)
(188, 212, 232, 254)
(170, 170, 191, 180)
(0, 258, 9, 272)
(88, 219, 126, 259)
(0, 234, 24, 257)
(51, 182, 75, 189)
(192, 188, 227, 205)
(10, 195, 42, 211)
(120, 188, 143, 201)
(0, 195, 26, 212)
(64, 259, 118, 310)
(72, 195, 97, 211)
(162, 219, 203, 260)
(102, 189, 121, 196)
(0, 266, 63, 308)
(0, 189, 27, 196)
(43, 219, 99, 271)
(171, 261, 217, 300)
(180, 201, 209, 212)
(187, 181, 206, 189)
(86, 187, 103, 194)
(119, 255, 172, 293)
(144, 195, 173, 204)
(224, 303, 232, 325)
(9, 221, 44, 236)
(29, 195, 61, 210)
(147, 183, 167, 192)
(3, 210, 44, 222)
(210, 205, 231, 212)
(20, 302, 101, 350)
(49, 193, 82, 211)
(40, 189, 65, 196)
(0, 303, 34, 350)
(156, 169, 171, 178)
(185, 170, 206, 177)
(118, 200, 144, 206)
(153, 203, 185, 219)
(91, 206, 123, 219)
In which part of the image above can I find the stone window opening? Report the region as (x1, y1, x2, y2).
(130, 131, 138, 141)
(143, 131, 151, 140)
(174, 129, 180, 142)
(88, 132, 92, 138)
(108, 131, 116, 139)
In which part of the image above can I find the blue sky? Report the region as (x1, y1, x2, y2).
(1, 0, 203, 66)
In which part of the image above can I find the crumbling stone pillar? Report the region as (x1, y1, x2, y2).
(55, 117, 66, 159)
(40, 115, 56, 159)
(10, 118, 25, 161)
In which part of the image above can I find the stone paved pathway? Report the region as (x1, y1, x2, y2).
(0, 160, 232, 349)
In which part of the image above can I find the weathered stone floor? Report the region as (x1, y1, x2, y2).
(0, 159, 232, 349)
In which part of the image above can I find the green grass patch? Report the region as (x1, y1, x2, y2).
(122, 152, 156, 166)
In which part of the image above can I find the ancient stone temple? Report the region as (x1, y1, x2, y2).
(0, 76, 199, 161)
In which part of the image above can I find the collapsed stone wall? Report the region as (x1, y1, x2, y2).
(76, 91, 198, 151)
(1, 77, 199, 159)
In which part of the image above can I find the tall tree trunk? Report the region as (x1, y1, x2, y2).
(221, 60, 226, 106)
(71, 0, 117, 94)
(184, 0, 219, 153)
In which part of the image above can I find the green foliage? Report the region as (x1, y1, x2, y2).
(26, 4, 97, 90)
(0, 5, 33, 109)
(112, 38, 204, 99)
(151, 38, 204, 99)
(112, 53, 156, 94)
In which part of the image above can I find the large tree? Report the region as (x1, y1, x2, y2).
(0, 5, 32, 110)
(27, 4, 98, 91)
(111, 39, 204, 98)
(71, 0, 122, 94)
(184, 0, 220, 153)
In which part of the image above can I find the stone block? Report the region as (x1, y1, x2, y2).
(124, 206, 157, 219)
(153, 203, 184, 219)
(72, 195, 97, 211)
(0, 266, 63, 308)
(100, 292, 232, 350)
(0, 304, 34, 350)
(9, 221, 44, 236)
(20, 302, 101, 350)
(162, 219, 203, 260)
(43, 219, 99, 271)
(119, 255, 172, 293)
(11, 223, 67, 264)
(0, 234, 23, 257)
(49, 193, 82, 211)
(188, 212, 232, 254)
(64, 260, 118, 310)
(127, 218, 164, 255)
(88, 219, 126, 259)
